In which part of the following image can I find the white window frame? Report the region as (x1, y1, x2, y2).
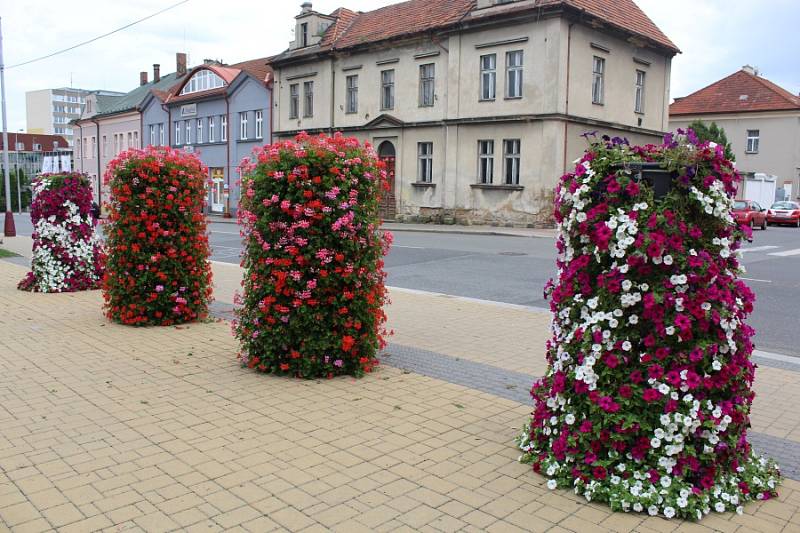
(506, 51, 523, 98)
(240, 112, 248, 140)
(102, 135, 107, 157)
(179, 69, 225, 96)
(303, 81, 314, 118)
(346, 75, 358, 114)
(174, 121, 181, 145)
(185, 121, 191, 144)
(503, 139, 521, 185)
(149, 125, 156, 147)
(746, 130, 760, 153)
(478, 140, 494, 184)
(289, 83, 299, 119)
(256, 110, 264, 139)
(417, 142, 433, 183)
(221, 115, 228, 141)
(592, 56, 605, 104)
(480, 54, 496, 101)
(197, 118, 203, 144)
(381, 69, 395, 110)
(133, 131, 139, 149)
(635, 70, 646, 113)
(419, 64, 435, 107)
(159, 124, 165, 146)
(208, 117, 215, 143)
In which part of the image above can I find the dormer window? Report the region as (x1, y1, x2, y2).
(300, 23, 308, 47)
(180, 69, 226, 96)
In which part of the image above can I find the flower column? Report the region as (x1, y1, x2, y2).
(234, 132, 391, 379)
(518, 133, 780, 521)
(102, 147, 212, 326)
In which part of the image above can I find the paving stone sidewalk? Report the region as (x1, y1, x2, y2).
(1, 241, 799, 531)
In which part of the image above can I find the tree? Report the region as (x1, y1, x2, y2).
(688, 120, 735, 161)
(0, 168, 32, 212)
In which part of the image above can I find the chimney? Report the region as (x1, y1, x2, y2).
(300, 1, 312, 13)
(176, 52, 187, 76)
(153, 64, 161, 83)
(742, 64, 756, 76)
(140, 71, 148, 86)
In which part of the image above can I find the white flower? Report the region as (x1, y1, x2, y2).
(714, 502, 725, 513)
(547, 479, 558, 490)
(663, 506, 676, 518)
(648, 505, 658, 516)
(565, 414, 576, 425)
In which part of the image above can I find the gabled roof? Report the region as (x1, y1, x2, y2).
(0, 133, 69, 152)
(275, 0, 677, 63)
(670, 69, 800, 116)
(163, 57, 273, 105)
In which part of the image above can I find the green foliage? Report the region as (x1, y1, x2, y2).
(688, 120, 735, 161)
(0, 168, 32, 211)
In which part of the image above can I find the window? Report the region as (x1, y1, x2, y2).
(480, 54, 496, 100)
(159, 124, 165, 146)
(83, 137, 88, 157)
(478, 140, 494, 184)
(417, 142, 433, 183)
(185, 121, 191, 144)
(174, 121, 181, 145)
(33, 143, 42, 151)
(346, 75, 358, 113)
(91, 136, 96, 158)
(197, 118, 203, 143)
(127, 132, 133, 150)
(179, 69, 226, 95)
(746, 130, 760, 153)
(506, 51, 523, 98)
(208, 117, 215, 143)
(635, 70, 646, 113)
(419, 64, 435, 107)
(76, 139, 81, 159)
(102, 135, 107, 157)
(592, 56, 605, 104)
(240, 112, 248, 140)
(221, 115, 228, 141)
(133, 131, 139, 149)
(504, 139, 521, 185)
(149, 125, 156, 146)
(256, 110, 264, 138)
(289, 84, 299, 119)
(381, 69, 395, 110)
(14, 141, 24, 151)
(303, 81, 314, 117)
(300, 22, 308, 47)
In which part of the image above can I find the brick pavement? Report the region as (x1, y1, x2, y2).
(1, 239, 800, 531)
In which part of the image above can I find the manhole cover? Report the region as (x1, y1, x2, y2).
(498, 251, 527, 256)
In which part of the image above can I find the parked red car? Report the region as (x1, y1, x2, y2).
(766, 201, 800, 227)
(732, 200, 767, 230)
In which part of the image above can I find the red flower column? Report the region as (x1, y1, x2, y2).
(233, 132, 391, 378)
(102, 147, 212, 326)
(517, 132, 780, 521)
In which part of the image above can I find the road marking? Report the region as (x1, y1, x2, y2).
(387, 286, 552, 314)
(393, 245, 427, 249)
(741, 246, 779, 253)
(210, 230, 241, 235)
(741, 277, 772, 283)
(768, 248, 800, 257)
(753, 349, 800, 367)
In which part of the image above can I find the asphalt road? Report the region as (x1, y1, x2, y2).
(6, 213, 800, 357)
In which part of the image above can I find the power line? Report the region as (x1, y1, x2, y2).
(6, 0, 190, 70)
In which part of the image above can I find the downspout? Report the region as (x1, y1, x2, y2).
(161, 102, 171, 147)
(269, 80, 275, 144)
(225, 93, 231, 216)
(76, 123, 83, 173)
(563, 22, 573, 175)
(329, 55, 336, 134)
(91, 118, 101, 206)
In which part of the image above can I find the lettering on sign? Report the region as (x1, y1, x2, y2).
(181, 104, 197, 117)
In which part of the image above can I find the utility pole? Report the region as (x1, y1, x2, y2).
(0, 17, 16, 237)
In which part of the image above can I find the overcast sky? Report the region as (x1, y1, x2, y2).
(2, 0, 799, 132)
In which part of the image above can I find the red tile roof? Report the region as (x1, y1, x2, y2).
(0, 133, 69, 152)
(230, 56, 274, 84)
(670, 69, 800, 116)
(164, 57, 274, 104)
(303, 0, 676, 55)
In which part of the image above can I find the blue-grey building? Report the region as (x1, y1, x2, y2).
(141, 57, 273, 216)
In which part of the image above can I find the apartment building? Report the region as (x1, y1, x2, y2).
(670, 66, 800, 201)
(141, 57, 273, 217)
(25, 87, 124, 146)
(74, 54, 189, 205)
(271, 0, 679, 225)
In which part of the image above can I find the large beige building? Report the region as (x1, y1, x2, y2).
(670, 66, 800, 201)
(26, 87, 123, 147)
(271, 0, 679, 225)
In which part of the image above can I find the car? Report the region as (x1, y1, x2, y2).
(732, 200, 767, 230)
(766, 201, 800, 227)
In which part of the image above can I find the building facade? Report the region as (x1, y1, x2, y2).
(74, 55, 189, 205)
(670, 66, 800, 202)
(141, 57, 273, 217)
(0, 132, 71, 178)
(271, 0, 678, 226)
(26, 87, 124, 146)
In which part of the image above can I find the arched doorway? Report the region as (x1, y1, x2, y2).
(377, 140, 397, 220)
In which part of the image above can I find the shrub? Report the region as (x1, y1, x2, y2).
(234, 132, 391, 378)
(517, 131, 780, 520)
(18, 173, 103, 292)
(102, 147, 212, 326)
